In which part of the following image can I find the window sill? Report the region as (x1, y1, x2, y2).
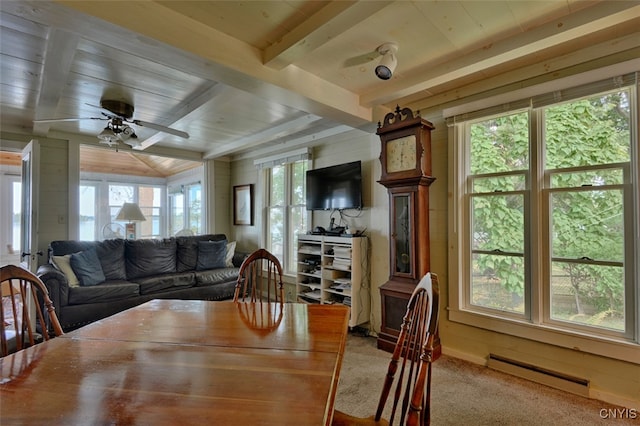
(448, 308, 640, 365)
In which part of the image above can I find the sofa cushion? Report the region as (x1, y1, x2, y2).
(52, 255, 80, 287)
(176, 234, 227, 272)
(195, 267, 240, 287)
(225, 241, 236, 267)
(125, 239, 177, 280)
(68, 281, 140, 305)
(50, 239, 127, 281)
(136, 272, 195, 295)
(97, 239, 127, 281)
(196, 240, 227, 270)
(70, 248, 105, 286)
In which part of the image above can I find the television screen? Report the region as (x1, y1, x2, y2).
(306, 161, 363, 210)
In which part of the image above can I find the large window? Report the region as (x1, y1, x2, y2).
(450, 74, 638, 358)
(80, 180, 165, 240)
(0, 173, 21, 265)
(168, 182, 202, 236)
(265, 160, 308, 274)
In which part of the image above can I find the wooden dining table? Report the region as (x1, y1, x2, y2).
(0, 299, 350, 425)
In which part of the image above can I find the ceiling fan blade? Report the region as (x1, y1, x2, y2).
(132, 120, 190, 139)
(33, 117, 106, 123)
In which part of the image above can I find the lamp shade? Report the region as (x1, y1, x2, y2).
(115, 203, 146, 222)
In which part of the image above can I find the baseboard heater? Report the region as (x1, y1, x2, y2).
(487, 354, 590, 397)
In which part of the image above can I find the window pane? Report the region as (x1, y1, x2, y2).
(545, 90, 630, 169)
(471, 253, 524, 314)
(550, 168, 624, 188)
(270, 165, 285, 205)
(187, 184, 202, 234)
(170, 193, 184, 235)
(471, 193, 524, 253)
(138, 186, 161, 238)
(470, 112, 529, 174)
(269, 206, 284, 262)
(291, 161, 307, 205)
(79, 185, 96, 241)
(12, 181, 21, 251)
(550, 189, 624, 262)
(109, 185, 133, 206)
(550, 262, 624, 331)
(471, 174, 526, 193)
(288, 206, 307, 272)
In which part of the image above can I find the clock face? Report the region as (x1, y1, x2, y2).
(386, 135, 417, 173)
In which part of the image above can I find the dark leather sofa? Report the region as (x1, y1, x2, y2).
(37, 234, 245, 331)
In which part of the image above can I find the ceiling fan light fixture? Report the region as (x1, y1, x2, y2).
(375, 42, 398, 80)
(119, 125, 137, 141)
(98, 126, 118, 146)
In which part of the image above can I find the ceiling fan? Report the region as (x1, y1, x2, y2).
(33, 100, 190, 148)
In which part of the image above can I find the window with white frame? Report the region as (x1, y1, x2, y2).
(80, 180, 165, 240)
(168, 182, 202, 236)
(79, 183, 98, 240)
(0, 172, 22, 264)
(264, 159, 308, 274)
(449, 73, 638, 356)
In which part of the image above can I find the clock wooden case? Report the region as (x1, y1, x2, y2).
(376, 106, 439, 357)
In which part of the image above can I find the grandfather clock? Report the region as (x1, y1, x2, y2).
(376, 106, 439, 357)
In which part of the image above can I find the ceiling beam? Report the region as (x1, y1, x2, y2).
(32, 29, 79, 136)
(135, 82, 225, 151)
(263, 1, 391, 70)
(203, 114, 323, 159)
(232, 125, 354, 162)
(406, 37, 640, 117)
(361, 1, 640, 106)
(53, 0, 373, 129)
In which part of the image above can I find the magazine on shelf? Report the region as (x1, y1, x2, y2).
(299, 245, 321, 255)
(332, 247, 352, 258)
(301, 289, 322, 301)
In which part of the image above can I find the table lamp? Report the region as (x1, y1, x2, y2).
(115, 202, 146, 239)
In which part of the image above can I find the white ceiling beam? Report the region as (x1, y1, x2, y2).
(233, 125, 354, 162)
(361, 2, 640, 107)
(135, 82, 225, 151)
(203, 114, 323, 159)
(32, 29, 79, 136)
(263, 1, 392, 70)
(53, 0, 373, 129)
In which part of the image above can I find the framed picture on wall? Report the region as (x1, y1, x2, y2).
(233, 184, 254, 226)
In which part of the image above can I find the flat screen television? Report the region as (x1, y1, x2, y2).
(306, 160, 363, 210)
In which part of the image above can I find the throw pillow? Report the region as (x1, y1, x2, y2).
(197, 240, 227, 271)
(52, 254, 80, 287)
(225, 241, 236, 267)
(70, 248, 106, 286)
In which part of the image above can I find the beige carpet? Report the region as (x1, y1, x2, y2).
(335, 332, 638, 425)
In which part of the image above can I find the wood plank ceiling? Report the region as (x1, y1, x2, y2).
(1, 1, 638, 176)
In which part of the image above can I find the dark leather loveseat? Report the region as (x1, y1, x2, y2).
(37, 234, 245, 331)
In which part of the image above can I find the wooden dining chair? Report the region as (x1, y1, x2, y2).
(233, 248, 285, 303)
(1, 264, 64, 357)
(333, 273, 440, 426)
